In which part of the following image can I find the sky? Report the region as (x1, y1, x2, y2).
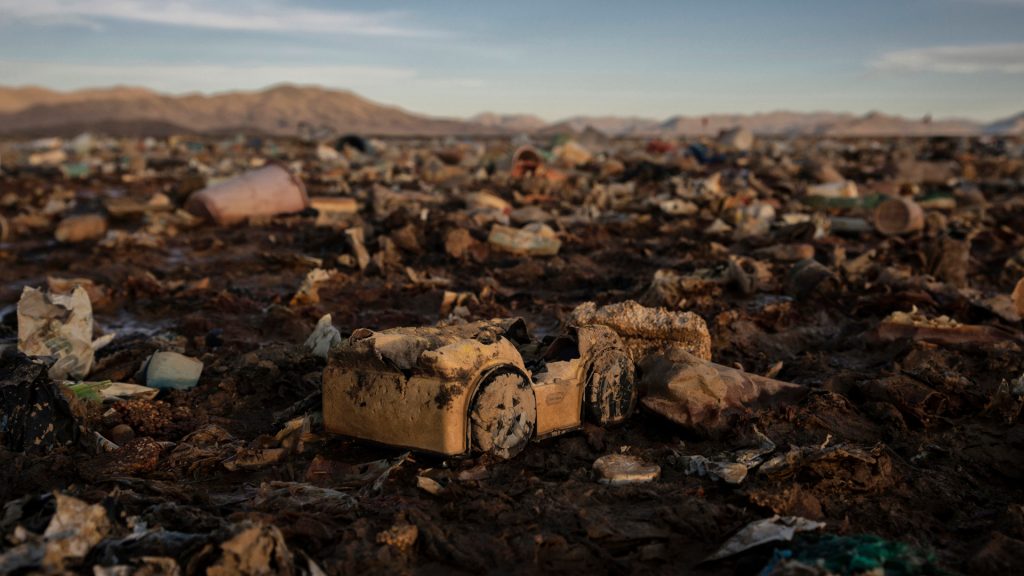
(0, 0, 1022, 122)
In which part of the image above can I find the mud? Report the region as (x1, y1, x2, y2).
(1, 134, 1023, 574)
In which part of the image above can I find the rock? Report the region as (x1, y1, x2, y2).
(108, 424, 135, 445)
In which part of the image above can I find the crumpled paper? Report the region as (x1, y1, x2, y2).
(0, 493, 111, 573)
(17, 286, 112, 380)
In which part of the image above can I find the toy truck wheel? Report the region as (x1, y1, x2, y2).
(469, 371, 536, 459)
(584, 348, 637, 425)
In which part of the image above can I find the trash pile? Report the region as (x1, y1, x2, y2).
(1, 130, 1023, 574)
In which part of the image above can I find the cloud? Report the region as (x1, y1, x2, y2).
(0, 0, 439, 37)
(871, 42, 1024, 73)
(0, 60, 418, 93)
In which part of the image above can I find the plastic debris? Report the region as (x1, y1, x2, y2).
(878, 306, 1016, 345)
(186, 164, 309, 226)
(54, 213, 108, 243)
(305, 314, 342, 359)
(66, 380, 159, 402)
(762, 534, 940, 575)
(806, 181, 858, 199)
(718, 126, 754, 152)
(874, 197, 924, 236)
(0, 351, 79, 453)
(311, 196, 358, 227)
(706, 515, 825, 562)
(678, 428, 776, 484)
(290, 268, 334, 306)
(487, 223, 562, 256)
(143, 350, 204, 390)
(640, 350, 807, 435)
(593, 454, 661, 485)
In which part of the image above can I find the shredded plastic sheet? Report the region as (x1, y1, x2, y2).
(706, 515, 825, 562)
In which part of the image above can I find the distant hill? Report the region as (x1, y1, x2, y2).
(0, 84, 495, 137)
(985, 112, 1024, 135)
(0, 84, 1018, 138)
(0, 85, 158, 114)
(820, 111, 979, 137)
(469, 112, 547, 133)
(556, 116, 662, 136)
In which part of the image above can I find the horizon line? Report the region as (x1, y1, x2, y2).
(0, 81, 1016, 125)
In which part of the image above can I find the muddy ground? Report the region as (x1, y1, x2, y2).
(2, 135, 1024, 574)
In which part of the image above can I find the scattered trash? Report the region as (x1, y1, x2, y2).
(4, 119, 1022, 574)
(54, 213, 108, 243)
(0, 493, 111, 573)
(552, 140, 592, 166)
(511, 145, 544, 178)
(377, 523, 419, 552)
(345, 227, 372, 270)
(310, 196, 358, 227)
(677, 427, 776, 484)
(290, 268, 334, 306)
(207, 521, 295, 576)
(706, 515, 825, 562)
(143, 350, 204, 390)
(186, 164, 309, 226)
(487, 223, 562, 256)
(0, 351, 79, 453)
(304, 314, 342, 359)
(323, 311, 642, 458)
(762, 534, 941, 575)
(878, 306, 1016, 346)
(17, 285, 108, 380)
(806, 180, 858, 199)
(718, 126, 754, 152)
(66, 380, 159, 402)
(759, 442, 896, 492)
(416, 474, 445, 495)
(593, 453, 661, 485)
(874, 197, 924, 236)
(568, 300, 712, 363)
(640, 350, 807, 435)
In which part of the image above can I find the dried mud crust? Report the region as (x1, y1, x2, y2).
(469, 371, 536, 459)
(584, 346, 637, 425)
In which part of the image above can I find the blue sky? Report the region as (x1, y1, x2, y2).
(0, 0, 1022, 121)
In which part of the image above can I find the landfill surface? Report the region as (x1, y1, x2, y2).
(2, 132, 1024, 575)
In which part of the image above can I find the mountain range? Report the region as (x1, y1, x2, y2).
(0, 84, 1020, 138)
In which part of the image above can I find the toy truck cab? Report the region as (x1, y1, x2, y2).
(322, 318, 636, 459)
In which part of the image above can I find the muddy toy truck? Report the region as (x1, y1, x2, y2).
(322, 301, 712, 459)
